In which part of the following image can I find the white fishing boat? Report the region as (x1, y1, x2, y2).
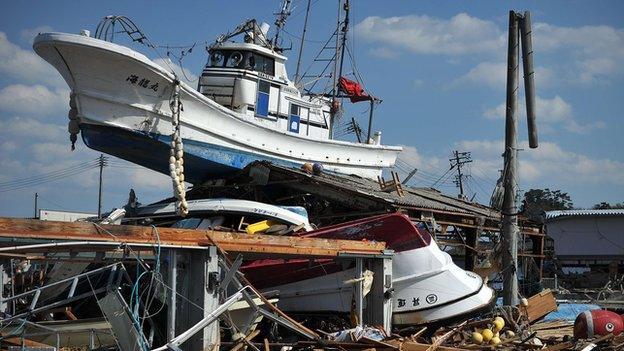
(33, 6, 401, 183)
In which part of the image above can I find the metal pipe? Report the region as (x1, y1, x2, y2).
(520, 11, 538, 148)
(153, 288, 246, 351)
(355, 258, 363, 327)
(0, 241, 206, 253)
(366, 99, 374, 143)
(167, 250, 178, 341)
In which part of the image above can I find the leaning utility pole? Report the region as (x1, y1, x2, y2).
(450, 151, 472, 199)
(97, 154, 108, 218)
(501, 10, 538, 306)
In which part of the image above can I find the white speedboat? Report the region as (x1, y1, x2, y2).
(33, 14, 401, 183)
(242, 213, 496, 326)
(127, 198, 313, 232)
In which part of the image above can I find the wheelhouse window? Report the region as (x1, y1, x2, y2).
(208, 50, 274, 76)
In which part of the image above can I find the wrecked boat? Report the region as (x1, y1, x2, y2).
(242, 213, 496, 326)
(33, 15, 401, 182)
(124, 198, 313, 232)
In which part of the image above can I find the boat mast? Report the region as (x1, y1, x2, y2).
(273, 0, 292, 50)
(293, 0, 312, 86)
(330, 0, 350, 138)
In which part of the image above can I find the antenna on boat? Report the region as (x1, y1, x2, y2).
(273, 0, 292, 50)
(329, 0, 350, 138)
(293, 0, 312, 86)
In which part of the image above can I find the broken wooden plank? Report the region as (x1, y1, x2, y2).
(0, 218, 386, 258)
(386, 340, 471, 351)
(519, 289, 558, 323)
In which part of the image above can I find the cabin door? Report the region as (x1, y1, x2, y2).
(255, 80, 270, 118)
(288, 104, 300, 133)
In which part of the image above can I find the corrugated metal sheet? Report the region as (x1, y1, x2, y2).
(545, 209, 624, 220)
(258, 162, 501, 219)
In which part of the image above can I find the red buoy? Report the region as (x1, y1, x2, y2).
(573, 310, 624, 339)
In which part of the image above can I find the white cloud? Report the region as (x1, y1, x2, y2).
(20, 25, 54, 44)
(0, 84, 69, 116)
(354, 13, 505, 56)
(532, 22, 624, 83)
(355, 13, 624, 86)
(0, 117, 65, 141)
(483, 95, 604, 134)
(368, 47, 399, 59)
(153, 58, 198, 87)
(0, 31, 63, 87)
(455, 61, 554, 89)
(456, 139, 624, 186)
(456, 61, 507, 89)
(0, 141, 17, 153)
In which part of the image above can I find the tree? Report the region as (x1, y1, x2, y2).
(592, 202, 624, 209)
(521, 188, 573, 222)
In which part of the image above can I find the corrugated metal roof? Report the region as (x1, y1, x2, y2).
(255, 162, 501, 219)
(545, 209, 624, 220)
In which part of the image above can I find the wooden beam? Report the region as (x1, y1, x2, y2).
(0, 218, 386, 258)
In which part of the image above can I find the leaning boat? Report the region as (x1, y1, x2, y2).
(33, 11, 401, 183)
(242, 213, 496, 326)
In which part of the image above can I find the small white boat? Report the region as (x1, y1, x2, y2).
(33, 13, 401, 182)
(128, 198, 313, 232)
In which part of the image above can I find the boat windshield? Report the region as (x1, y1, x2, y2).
(209, 49, 275, 76)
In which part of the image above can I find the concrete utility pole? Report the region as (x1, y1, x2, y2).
(34, 192, 38, 219)
(501, 10, 538, 306)
(97, 154, 108, 218)
(450, 151, 472, 199)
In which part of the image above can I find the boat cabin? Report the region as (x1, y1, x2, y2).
(198, 41, 332, 140)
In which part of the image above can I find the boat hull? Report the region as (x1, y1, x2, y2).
(33, 32, 401, 182)
(242, 214, 495, 326)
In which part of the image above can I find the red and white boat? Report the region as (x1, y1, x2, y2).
(242, 213, 495, 326)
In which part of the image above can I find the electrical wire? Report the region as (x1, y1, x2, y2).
(0, 158, 102, 193)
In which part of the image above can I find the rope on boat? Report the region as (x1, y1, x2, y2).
(169, 79, 188, 216)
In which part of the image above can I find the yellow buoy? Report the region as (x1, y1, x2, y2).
(490, 336, 501, 345)
(481, 328, 494, 342)
(471, 331, 483, 344)
(493, 316, 505, 332)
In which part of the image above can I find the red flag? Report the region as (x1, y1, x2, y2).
(338, 76, 374, 103)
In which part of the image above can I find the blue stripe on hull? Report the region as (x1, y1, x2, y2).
(80, 124, 300, 183)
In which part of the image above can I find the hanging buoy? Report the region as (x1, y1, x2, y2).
(68, 93, 80, 150)
(169, 79, 188, 217)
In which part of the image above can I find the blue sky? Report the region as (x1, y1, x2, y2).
(1, 0, 623, 217)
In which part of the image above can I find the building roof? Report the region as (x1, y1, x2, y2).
(545, 209, 624, 220)
(247, 161, 501, 219)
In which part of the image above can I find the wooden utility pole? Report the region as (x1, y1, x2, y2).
(502, 10, 538, 306)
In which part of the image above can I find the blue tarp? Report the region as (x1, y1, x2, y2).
(544, 303, 601, 322)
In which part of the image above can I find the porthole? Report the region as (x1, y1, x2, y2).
(210, 51, 224, 66)
(227, 51, 243, 67)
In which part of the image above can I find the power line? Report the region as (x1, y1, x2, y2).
(0, 159, 102, 192)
